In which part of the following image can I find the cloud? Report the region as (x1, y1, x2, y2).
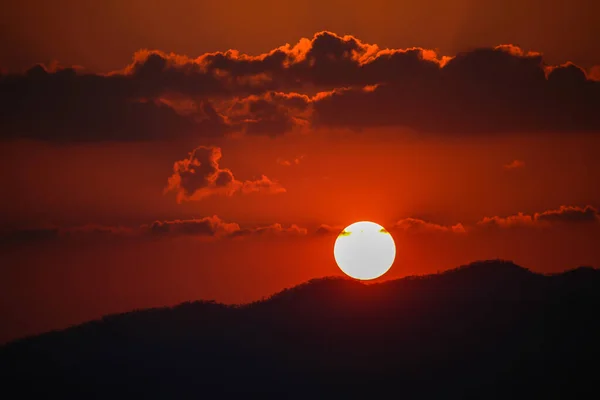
(477, 213, 535, 228)
(0, 65, 204, 142)
(3, 205, 598, 246)
(230, 223, 308, 238)
(314, 224, 344, 235)
(310, 48, 600, 134)
(227, 92, 311, 137)
(477, 205, 600, 228)
(504, 160, 525, 170)
(2, 32, 599, 142)
(392, 218, 467, 234)
(0, 216, 307, 245)
(164, 146, 285, 202)
(277, 154, 305, 166)
(240, 175, 286, 195)
(142, 215, 240, 237)
(534, 205, 600, 224)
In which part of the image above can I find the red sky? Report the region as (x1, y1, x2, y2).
(1, 0, 600, 343)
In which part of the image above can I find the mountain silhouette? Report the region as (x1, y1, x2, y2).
(1, 260, 599, 399)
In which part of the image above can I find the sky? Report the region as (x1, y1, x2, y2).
(1, 0, 600, 343)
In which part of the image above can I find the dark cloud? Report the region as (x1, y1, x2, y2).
(141, 218, 307, 239)
(535, 205, 599, 224)
(478, 205, 600, 228)
(143, 215, 240, 237)
(2, 205, 598, 246)
(227, 92, 311, 137)
(2, 32, 599, 142)
(1, 216, 306, 244)
(392, 218, 467, 234)
(0, 65, 199, 142)
(311, 48, 600, 134)
(477, 213, 535, 229)
(230, 223, 307, 238)
(165, 146, 237, 201)
(165, 146, 285, 202)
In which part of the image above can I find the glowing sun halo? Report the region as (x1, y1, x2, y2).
(334, 221, 396, 280)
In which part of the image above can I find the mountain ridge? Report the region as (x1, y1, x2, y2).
(1, 259, 599, 398)
(3, 259, 588, 344)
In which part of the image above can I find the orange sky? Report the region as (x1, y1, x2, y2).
(2, 0, 600, 72)
(1, 1, 600, 343)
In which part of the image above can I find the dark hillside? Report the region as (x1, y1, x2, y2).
(1, 260, 599, 398)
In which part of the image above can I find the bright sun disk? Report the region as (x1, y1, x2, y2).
(333, 221, 396, 280)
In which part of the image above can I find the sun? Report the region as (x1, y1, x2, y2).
(334, 221, 396, 280)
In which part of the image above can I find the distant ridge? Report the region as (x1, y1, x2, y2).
(1, 260, 598, 399)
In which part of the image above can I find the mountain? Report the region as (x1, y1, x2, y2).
(1, 260, 599, 398)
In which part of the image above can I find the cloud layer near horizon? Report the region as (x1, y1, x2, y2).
(3, 205, 598, 246)
(1, 31, 599, 142)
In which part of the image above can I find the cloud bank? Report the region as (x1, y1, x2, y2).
(1, 32, 599, 142)
(2, 205, 598, 245)
(478, 205, 600, 228)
